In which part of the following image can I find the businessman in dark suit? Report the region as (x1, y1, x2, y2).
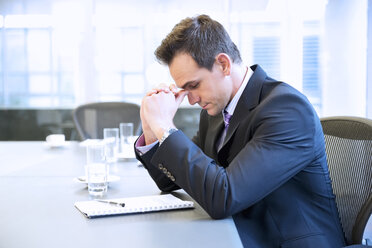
(135, 15, 346, 247)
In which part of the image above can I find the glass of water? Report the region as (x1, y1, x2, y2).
(103, 128, 119, 163)
(86, 143, 108, 196)
(119, 123, 134, 157)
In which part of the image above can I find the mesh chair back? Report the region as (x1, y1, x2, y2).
(321, 116, 372, 245)
(72, 102, 141, 140)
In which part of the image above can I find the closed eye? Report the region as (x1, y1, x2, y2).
(187, 82, 199, 90)
(181, 80, 200, 91)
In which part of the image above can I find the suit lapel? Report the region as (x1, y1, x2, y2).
(217, 65, 268, 161)
(204, 114, 224, 160)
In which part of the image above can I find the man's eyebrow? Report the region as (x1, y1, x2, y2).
(180, 80, 198, 89)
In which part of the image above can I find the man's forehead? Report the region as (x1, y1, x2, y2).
(169, 68, 197, 89)
(171, 69, 198, 89)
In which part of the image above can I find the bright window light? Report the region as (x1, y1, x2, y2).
(123, 75, 145, 94)
(5, 15, 51, 28)
(0, 0, 368, 118)
(29, 75, 52, 94)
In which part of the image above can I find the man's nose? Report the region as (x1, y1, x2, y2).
(187, 92, 200, 105)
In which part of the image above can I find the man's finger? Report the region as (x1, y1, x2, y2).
(152, 86, 170, 94)
(146, 89, 158, 96)
(156, 83, 170, 93)
(175, 90, 188, 106)
(169, 84, 178, 94)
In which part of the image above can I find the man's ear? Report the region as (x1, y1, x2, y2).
(216, 53, 231, 76)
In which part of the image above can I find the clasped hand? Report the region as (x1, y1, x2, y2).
(141, 84, 188, 145)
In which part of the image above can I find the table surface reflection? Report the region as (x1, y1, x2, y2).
(0, 141, 243, 248)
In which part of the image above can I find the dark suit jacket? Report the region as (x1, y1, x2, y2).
(136, 65, 346, 248)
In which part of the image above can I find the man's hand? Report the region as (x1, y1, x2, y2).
(140, 96, 158, 145)
(140, 84, 174, 145)
(140, 84, 188, 144)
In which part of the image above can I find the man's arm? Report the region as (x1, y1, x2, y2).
(146, 92, 318, 219)
(135, 84, 188, 192)
(134, 137, 180, 192)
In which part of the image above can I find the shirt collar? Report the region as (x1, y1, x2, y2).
(224, 66, 252, 117)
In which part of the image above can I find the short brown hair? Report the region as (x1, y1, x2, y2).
(155, 14, 242, 70)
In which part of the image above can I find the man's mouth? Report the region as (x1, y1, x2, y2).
(201, 103, 209, 109)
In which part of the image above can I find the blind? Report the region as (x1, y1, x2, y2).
(303, 35, 321, 108)
(253, 36, 281, 79)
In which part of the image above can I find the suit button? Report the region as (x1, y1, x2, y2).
(166, 172, 171, 178)
(170, 176, 175, 182)
(162, 167, 168, 174)
(158, 164, 163, 170)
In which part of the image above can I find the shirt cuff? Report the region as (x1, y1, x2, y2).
(135, 134, 158, 155)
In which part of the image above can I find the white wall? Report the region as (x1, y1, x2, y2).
(323, 0, 367, 117)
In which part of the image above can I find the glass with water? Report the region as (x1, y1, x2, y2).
(103, 128, 119, 163)
(86, 143, 108, 196)
(120, 122, 134, 157)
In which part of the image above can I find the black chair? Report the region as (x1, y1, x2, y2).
(321, 116, 372, 246)
(72, 101, 141, 140)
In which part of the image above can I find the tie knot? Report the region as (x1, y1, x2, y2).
(223, 111, 232, 127)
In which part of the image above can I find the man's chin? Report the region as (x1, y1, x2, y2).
(206, 108, 220, 116)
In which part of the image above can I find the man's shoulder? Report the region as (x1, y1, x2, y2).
(253, 80, 318, 128)
(261, 80, 310, 104)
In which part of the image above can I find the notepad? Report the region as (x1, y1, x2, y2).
(74, 194, 194, 218)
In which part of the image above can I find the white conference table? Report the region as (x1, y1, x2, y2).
(0, 141, 243, 248)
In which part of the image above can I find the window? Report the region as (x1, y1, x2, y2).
(0, 1, 323, 109)
(0, 0, 368, 118)
(302, 21, 322, 113)
(95, 27, 145, 103)
(303, 35, 321, 111)
(253, 36, 281, 79)
(0, 14, 77, 108)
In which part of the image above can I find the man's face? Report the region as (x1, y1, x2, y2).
(169, 53, 232, 116)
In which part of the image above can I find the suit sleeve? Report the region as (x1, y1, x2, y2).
(134, 110, 204, 192)
(148, 92, 318, 219)
(135, 139, 180, 192)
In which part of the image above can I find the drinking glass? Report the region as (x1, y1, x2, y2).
(120, 123, 134, 157)
(86, 143, 108, 196)
(103, 128, 119, 163)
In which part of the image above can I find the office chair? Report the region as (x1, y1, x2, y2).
(321, 116, 372, 246)
(72, 101, 141, 140)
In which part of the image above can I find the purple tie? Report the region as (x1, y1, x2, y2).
(217, 111, 232, 151)
(223, 111, 232, 129)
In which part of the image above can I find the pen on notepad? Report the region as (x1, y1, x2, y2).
(95, 199, 125, 207)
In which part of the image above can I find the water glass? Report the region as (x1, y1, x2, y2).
(120, 122, 134, 156)
(103, 128, 119, 163)
(86, 143, 108, 196)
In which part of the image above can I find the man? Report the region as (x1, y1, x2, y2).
(135, 14, 346, 247)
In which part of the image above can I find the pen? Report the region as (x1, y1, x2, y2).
(95, 199, 125, 207)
